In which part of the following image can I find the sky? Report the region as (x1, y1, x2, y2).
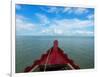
(16, 4, 94, 36)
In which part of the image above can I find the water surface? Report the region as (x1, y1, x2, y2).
(16, 36, 94, 73)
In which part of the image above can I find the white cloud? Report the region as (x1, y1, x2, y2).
(16, 14, 94, 36)
(39, 18, 94, 36)
(41, 7, 60, 14)
(47, 7, 59, 13)
(34, 13, 94, 36)
(87, 14, 94, 20)
(63, 7, 88, 15)
(53, 18, 93, 29)
(63, 7, 72, 13)
(16, 15, 36, 35)
(35, 13, 50, 25)
(74, 30, 94, 36)
(74, 8, 88, 15)
(41, 7, 88, 15)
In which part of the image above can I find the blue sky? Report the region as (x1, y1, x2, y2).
(16, 4, 94, 36)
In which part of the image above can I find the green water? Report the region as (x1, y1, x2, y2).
(16, 36, 94, 73)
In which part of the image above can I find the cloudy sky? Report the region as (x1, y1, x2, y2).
(16, 4, 94, 36)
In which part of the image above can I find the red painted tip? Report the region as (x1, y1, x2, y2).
(54, 40, 58, 48)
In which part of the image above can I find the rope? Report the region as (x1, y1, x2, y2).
(30, 65, 39, 72)
(44, 48, 52, 71)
